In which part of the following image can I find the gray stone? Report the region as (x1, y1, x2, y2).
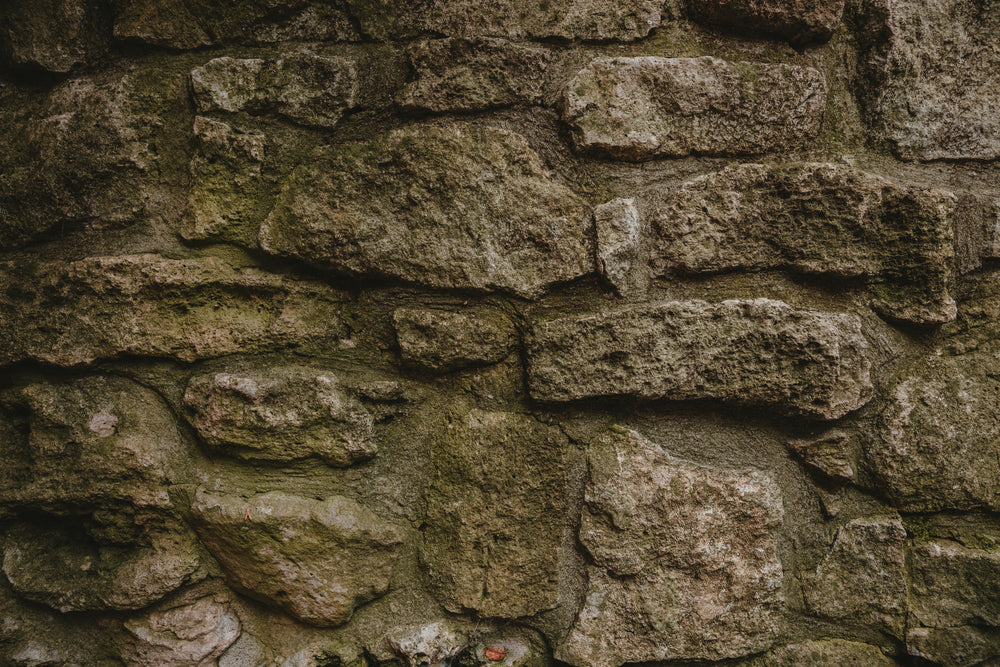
(907, 625, 1000, 667)
(738, 639, 896, 666)
(190, 54, 358, 128)
(374, 620, 550, 667)
(527, 298, 873, 420)
(688, 0, 845, 44)
(560, 429, 783, 666)
(651, 163, 956, 325)
(561, 57, 825, 160)
(393, 307, 517, 373)
(260, 123, 593, 298)
(787, 430, 855, 482)
(803, 517, 907, 637)
(861, 0, 1000, 160)
(422, 410, 568, 618)
(184, 365, 377, 466)
(0, 0, 106, 72)
(398, 38, 552, 112)
(123, 595, 241, 666)
(909, 540, 1000, 629)
(190, 490, 404, 627)
(0, 254, 349, 367)
(594, 198, 646, 297)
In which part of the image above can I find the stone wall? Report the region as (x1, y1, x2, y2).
(1, 0, 998, 665)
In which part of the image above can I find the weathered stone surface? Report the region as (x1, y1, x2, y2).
(594, 198, 646, 297)
(861, 0, 1000, 160)
(393, 307, 517, 373)
(398, 38, 552, 112)
(122, 595, 241, 666)
(688, 0, 844, 44)
(527, 299, 872, 419)
(0, 255, 349, 367)
(191, 54, 358, 128)
(190, 490, 404, 627)
(183, 365, 377, 466)
(0, 0, 106, 72)
(787, 430, 855, 482)
(909, 540, 1000, 629)
(651, 163, 956, 325)
(955, 194, 1000, 275)
(560, 429, 783, 666)
(561, 57, 825, 160)
(260, 124, 593, 298)
(0, 376, 188, 510)
(737, 639, 896, 666)
(907, 625, 1000, 667)
(374, 620, 550, 667)
(422, 410, 567, 618)
(350, 0, 668, 41)
(803, 517, 907, 636)
(2, 520, 203, 613)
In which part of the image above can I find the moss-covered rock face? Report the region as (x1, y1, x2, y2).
(737, 639, 896, 666)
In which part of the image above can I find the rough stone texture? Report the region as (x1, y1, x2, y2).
(398, 38, 552, 112)
(787, 430, 855, 482)
(594, 198, 646, 297)
(374, 620, 550, 667)
(909, 540, 1000, 629)
(737, 639, 896, 666)
(0, 0, 106, 72)
(122, 595, 242, 666)
(561, 57, 826, 160)
(651, 163, 957, 325)
(0, 255, 349, 367)
(527, 299, 873, 419)
(560, 429, 783, 666)
(688, 0, 845, 44)
(190, 490, 404, 627)
(260, 124, 593, 298)
(802, 517, 908, 637)
(907, 625, 1000, 667)
(350, 0, 668, 40)
(861, 0, 1000, 160)
(955, 194, 1000, 275)
(184, 365, 376, 465)
(393, 307, 517, 373)
(422, 410, 567, 618)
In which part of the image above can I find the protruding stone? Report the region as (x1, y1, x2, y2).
(561, 57, 825, 160)
(422, 410, 567, 618)
(688, 0, 845, 44)
(560, 429, 783, 666)
(0, 0, 106, 72)
(954, 194, 1000, 275)
(374, 620, 550, 667)
(803, 517, 907, 637)
(737, 639, 896, 666)
(190, 490, 404, 627)
(0, 255, 349, 367)
(123, 595, 241, 666)
(184, 365, 376, 466)
(190, 54, 358, 128)
(393, 307, 517, 373)
(907, 625, 1000, 667)
(594, 198, 646, 297)
(260, 124, 593, 298)
(651, 163, 956, 325)
(527, 299, 873, 420)
(787, 430, 855, 482)
(398, 38, 552, 112)
(909, 540, 1000, 629)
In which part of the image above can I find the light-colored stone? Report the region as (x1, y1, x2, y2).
(527, 299, 873, 419)
(375, 620, 550, 667)
(190, 490, 404, 627)
(191, 54, 358, 128)
(688, 0, 845, 44)
(651, 163, 956, 324)
(184, 365, 376, 465)
(561, 57, 825, 160)
(738, 639, 896, 666)
(907, 625, 1000, 667)
(0, 255, 349, 367)
(123, 595, 241, 666)
(393, 307, 517, 373)
(787, 430, 855, 482)
(803, 517, 907, 637)
(260, 123, 593, 298)
(909, 540, 1000, 629)
(560, 429, 783, 666)
(594, 198, 646, 297)
(422, 410, 568, 618)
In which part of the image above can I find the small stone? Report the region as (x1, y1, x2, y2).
(422, 410, 568, 618)
(190, 54, 358, 128)
(393, 307, 517, 373)
(113, 0, 211, 48)
(909, 540, 1000, 629)
(184, 365, 377, 466)
(651, 162, 956, 325)
(0, 0, 106, 72)
(907, 625, 1000, 667)
(260, 123, 593, 298)
(375, 620, 549, 667)
(803, 517, 908, 637)
(737, 639, 896, 666)
(954, 194, 1000, 275)
(560, 429, 783, 666)
(688, 0, 845, 44)
(787, 430, 855, 482)
(527, 299, 873, 420)
(561, 57, 825, 160)
(594, 198, 646, 297)
(190, 490, 404, 627)
(123, 595, 241, 666)
(398, 38, 552, 112)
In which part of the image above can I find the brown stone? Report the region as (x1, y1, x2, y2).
(393, 307, 517, 373)
(688, 0, 845, 44)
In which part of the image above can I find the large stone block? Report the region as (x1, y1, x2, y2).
(122, 595, 242, 667)
(260, 124, 593, 298)
(909, 540, 1000, 629)
(392, 307, 517, 373)
(421, 410, 568, 618)
(527, 299, 873, 419)
(561, 57, 825, 160)
(688, 0, 845, 44)
(651, 163, 956, 324)
(191, 490, 404, 627)
(559, 429, 783, 666)
(0, 255, 349, 367)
